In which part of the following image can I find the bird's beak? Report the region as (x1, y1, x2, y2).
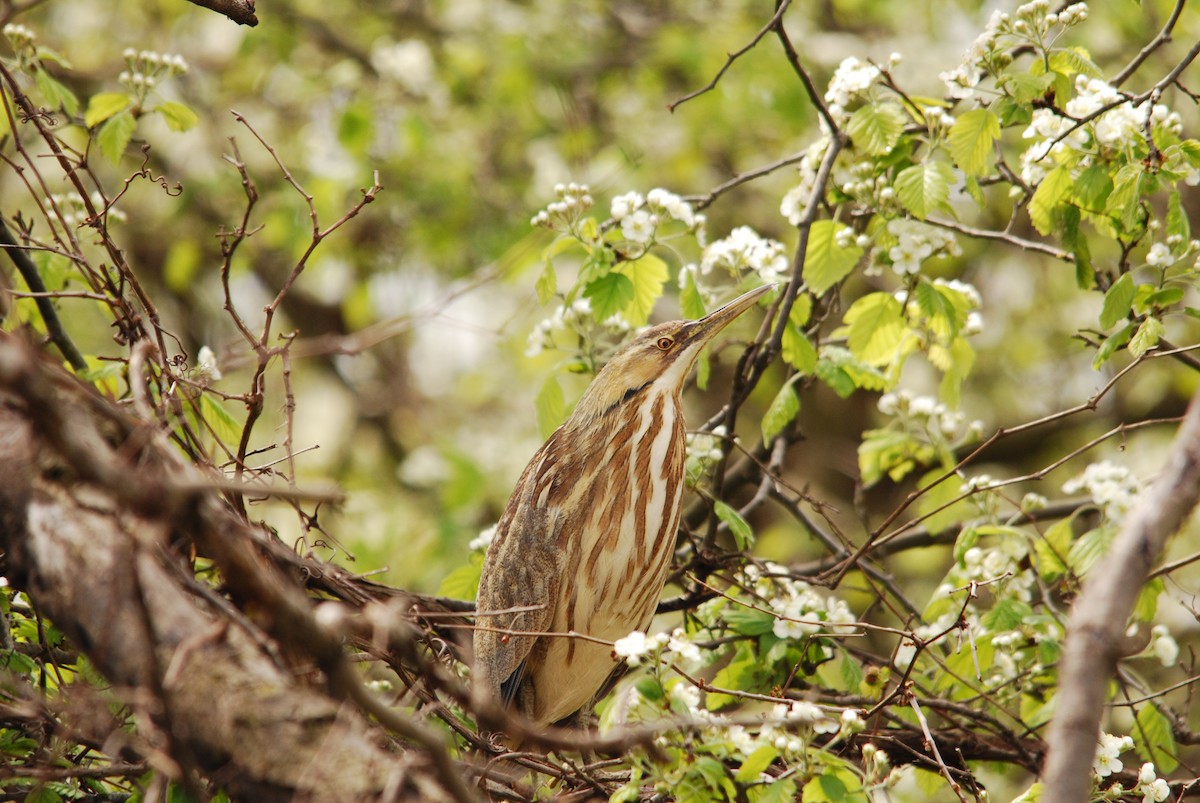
(680, 283, 775, 349)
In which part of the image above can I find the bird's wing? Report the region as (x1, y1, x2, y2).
(473, 468, 564, 706)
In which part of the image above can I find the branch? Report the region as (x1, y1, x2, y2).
(1042, 387, 1200, 801)
(0, 217, 88, 372)
(183, 0, 258, 26)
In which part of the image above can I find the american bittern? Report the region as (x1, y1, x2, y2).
(473, 284, 772, 727)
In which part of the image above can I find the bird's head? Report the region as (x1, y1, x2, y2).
(572, 283, 774, 422)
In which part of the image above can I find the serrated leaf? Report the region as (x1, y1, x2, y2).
(1033, 517, 1073, 582)
(1068, 526, 1116, 575)
(1128, 315, 1163, 358)
(848, 102, 907, 156)
(199, 393, 242, 443)
(803, 220, 862, 295)
(895, 160, 955, 221)
(613, 252, 668, 326)
(35, 70, 79, 117)
(1099, 273, 1134, 330)
(1004, 70, 1054, 103)
(948, 109, 1000, 176)
(535, 374, 565, 438)
(915, 280, 961, 339)
(1092, 322, 1133, 369)
(982, 597, 1033, 630)
(781, 324, 817, 373)
(1106, 163, 1150, 232)
(157, 100, 199, 132)
(714, 500, 754, 550)
(438, 555, 482, 600)
(680, 274, 707, 319)
(845, 292, 905, 366)
(736, 745, 779, 783)
(1049, 47, 1101, 78)
(1133, 577, 1164, 622)
(762, 382, 800, 444)
(582, 272, 634, 321)
(96, 109, 137, 164)
(85, 92, 131, 128)
(1134, 703, 1179, 774)
(1071, 164, 1113, 213)
(1029, 166, 1073, 236)
(1167, 191, 1190, 250)
(789, 293, 813, 328)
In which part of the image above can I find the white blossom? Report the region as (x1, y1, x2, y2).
(1093, 732, 1134, 777)
(468, 524, 497, 552)
(1063, 460, 1142, 521)
(610, 191, 645, 221)
(613, 631, 655, 666)
(620, 209, 656, 244)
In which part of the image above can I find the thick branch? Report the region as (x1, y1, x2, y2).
(184, 0, 258, 26)
(0, 333, 466, 802)
(1042, 388, 1200, 801)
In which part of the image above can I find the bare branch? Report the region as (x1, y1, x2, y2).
(183, 0, 258, 26)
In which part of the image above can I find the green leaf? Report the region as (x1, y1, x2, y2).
(535, 374, 565, 438)
(1133, 577, 1164, 622)
(1003, 70, 1054, 103)
(782, 325, 818, 374)
(1099, 273, 1134, 330)
(789, 293, 813, 328)
(614, 252, 668, 325)
(714, 500, 754, 550)
(762, 382, 800, 444)
(804, 221, 862, 295)
(736, 745, 779, 782)
(158, 100, 199, 132)
(915, 280, 962, 339)
(582, 272, 634, 321)
(1028, 166, 1073, 236)
(1033, 517, 1073, 582)
(1106, 163, 1150, 232)
(438, 555, 483, 600)
(35, 70, 79, 117)
(982, 597, 1033, 631)
(845, 292, 906, 366)
(894, 161, 955, 221)
(723, 606, 777, 637)
(1135, 286, 1184, 313)
(535, 260, 557, 304)
(749, 778, 798, 803)
(1072, 164, 1113, 214)
(199, 393, 242, 443)
(948, 109, 1000, 176)
(847, 102, 907, 156)
(1166, 191, 1190, 252)
(96, 109, 137, 164)
(85, 92, 131, 127)
(938, 337, 974, 407)
(1049, 47, 1101, 78)
(1092, 322, 1133, 369)
(1134, 703, 1179, 774)
(1068, 526, 1116, 575)
(1128, 315, 1163, 359)
(680, 274, 707, 319)
(916, 469, 970, 535)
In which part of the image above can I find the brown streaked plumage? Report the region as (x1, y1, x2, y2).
(473, 284, 772, 727)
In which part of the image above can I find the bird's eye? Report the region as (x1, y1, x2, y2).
(656, 336, 674, 351)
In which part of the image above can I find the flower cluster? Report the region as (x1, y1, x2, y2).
(824, 56, 885, 123)
(612, 627, 704, 670)
(877, 389, 986, 444)
(468, 523, 497, 552)
(529, 182, 593, 230)
(939, 2, 1089, 101)
(699, 226, 788, 285)
(684, 426, 727, 486)
(524, 296, 630, 358)
(605, 187, 701, 249)
(2, 23, 34, 49)
(878, 219, 962, 277)
(50, 192, 127, 228)
(119, 48, 188, 96)
(1135, 762, 1172, 803)
(740, 563, 857, 641)
(1020, 74, 1181, 184)
(1062, 459, 1142, 522)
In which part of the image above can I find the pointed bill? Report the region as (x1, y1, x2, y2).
(679, 283, 775, 349)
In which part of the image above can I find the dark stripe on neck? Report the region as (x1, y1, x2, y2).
(606, 380, 652, 415)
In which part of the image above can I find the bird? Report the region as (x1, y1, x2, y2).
(473, 283, 772, 728)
